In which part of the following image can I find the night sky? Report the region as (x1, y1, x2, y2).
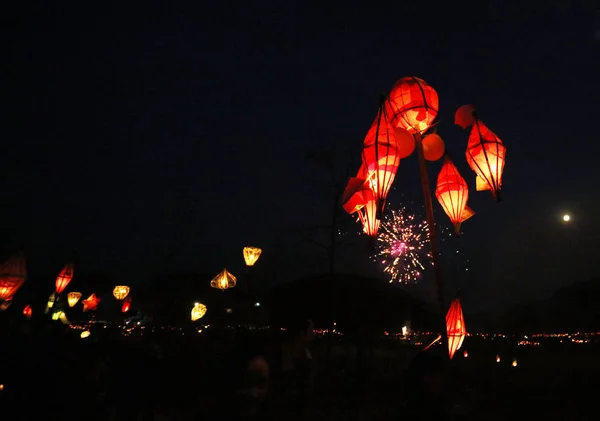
(4, 2, 600, 312)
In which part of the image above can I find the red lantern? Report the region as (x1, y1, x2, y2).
(361, 111, 400, 210)
(466, 119, 506, 201)
(357, 188, 380, 236)
(455, 104, 476, 129)
(82, 294, 100, 312)
(55, 263, 74, 294)
(23, 304, 32, 319)
(0, 252, 27, 302)
(122, 296, 131, 313)
(386, 76, 439, 134)
(342, 169, 380, 237)
(435, 157, 474, 234)
(446, 297, 466, 360)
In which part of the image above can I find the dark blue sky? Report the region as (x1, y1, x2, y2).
(4, 2, 599, 311)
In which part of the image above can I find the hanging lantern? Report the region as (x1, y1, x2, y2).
(342, 175, 380, 237)
(122, 296, 132, 313)
(435, 157, 475, 234)
(361, 110, 401, 209)
(357, 188, 380, 236)
(454, 104, 477, 129)
(210, 269, 237, 291)
(55, 263, 74, 294)
(82, 294, 100, 312)
(385, 76, 439, 134)
(466, 119, 506, 201)
(45, 293, 57, 314)
(243, 247, 262, 267)
(393, 127, 415, 159)
(421, 133, 445, 162)
(23, 305, 32, 319)
(112, 285, 130, 300)
(191, 302, 207, 321)
(67, 292, 82, 307)
(446, 297, 466, 360)
(0, 252, 27, 303)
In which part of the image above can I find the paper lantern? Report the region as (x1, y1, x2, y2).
(446, 297, 466, 360)
(55, 263, 74, 294)
(122, 296, 132, 313)
(357, 189, 380, 236)
(243, 247, 262, 267)
(23, 305, 32, 319)
(394, 127, 415, 159)
(421, 133, 445, 162)
(80, 330, 91, 339)
(466, 119, 506, 201)
(341, 170, 380, 237)
(210, 269, 237, 290)
(386, 76, 439, 134)
(361, 111, 400, 208)
(0, 252, 27, 302)
(191, 302, 207, 321)
(67, 292, 82, 307)
(112, 285, 130, 300)
(82, 294, 100, 312)
(435, 157, 475, 234)
(455, 104, 476, 129)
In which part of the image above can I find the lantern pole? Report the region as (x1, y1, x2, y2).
(414, 132, 448, 345)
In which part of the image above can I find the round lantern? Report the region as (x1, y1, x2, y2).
(191, 302, 207, 321)
(394, 127, 415, 158)
(422, 133, 445, 161)
(386, 76, 439, 134)
(112, 285, 130, 300)
(67, 292, 82, 307)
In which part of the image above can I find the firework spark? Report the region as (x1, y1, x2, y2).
(373, 207, 431, 283)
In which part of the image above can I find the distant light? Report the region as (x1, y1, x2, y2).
(401, 326, 408, 336)
(563, 214, 570, 222)
(80, 331, 91, 339)
(254, 302, 261, 307)
(463, 350, 468, 358)
(512, 359, 518, 367)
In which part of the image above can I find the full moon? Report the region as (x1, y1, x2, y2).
(563, 214, 571, 222)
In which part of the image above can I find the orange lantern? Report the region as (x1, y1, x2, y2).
(112, 285, 130, 300)
(243, 247, 262, 267)
(341, 172, 380, 237)
(356, 188, 380, 236)
(210, 269, 237, 291)
(122, 296, 132, 313)
(82, 293, 100, 312)
(0, 252, 27, 303)
(393, 127, 415, 159)
(386, 76, 439, 134)
(67, 292, 82, 307)
(361, 111, 400, 209)
(455, 104, 477, 129)
(55, 263, 74, 294)
(466, 119, 506, 201)
(435, 157, 475, 234)
(23, 305, 32, 319)
(446, 297, 466, 360)
(421, 133, 445, 162)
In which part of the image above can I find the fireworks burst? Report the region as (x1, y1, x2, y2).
(373, 207, 431, 283)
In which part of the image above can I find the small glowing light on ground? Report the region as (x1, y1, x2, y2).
(496, 354, 501, 363)
(563, 214, 570, 222)
(80, 330, 91, 339)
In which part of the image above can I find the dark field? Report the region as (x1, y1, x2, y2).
(2, 330, 599, 420)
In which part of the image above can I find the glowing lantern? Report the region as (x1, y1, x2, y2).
(393, 127, 415, 159)
(122, 296, 132, 313)
(496, 354, 501, 363)
(55, 263, 74, 294)
(191, 302, 207, 321)
(0, 252, 27, 303)
(361, 111, 400, 208)
(23, 305, 32, 319)
(210, 269, 237, 291)
(357, 189, 380, 236)
(67, 292, 82, 307)
(455, 104, 476, 129)
(463, 350, 468, 358)
(421, 133, 445, 162)
(112, 285, 130, 300)
(80, 330, 91, 339)
(82, 294, 100, 312)
(466, 119, 506, 201)
(446, 297, 466, 360)
(341, 175, 381, 237)
(512, 359, 518, 367)
(51, 311, 68, 324)
(45, 293, 56, 314)
(243, 247, 262, 267)
(435, 157, 475, 234)
(386, 76, 439, 134)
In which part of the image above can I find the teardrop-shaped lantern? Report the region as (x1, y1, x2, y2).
(435, 157, 474, 234)
(55, 263, 74, 294)
(466, 119, 506, 201)
(210, 269, 237, 291)
(446, 297, 466, 360)
(243, 247, 262, 267)
(122, 296, 132, 313)
(191, 302, 207, 321)
(0, 252, 27, 303)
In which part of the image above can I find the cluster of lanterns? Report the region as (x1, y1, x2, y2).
(342, 76, 506, 237)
